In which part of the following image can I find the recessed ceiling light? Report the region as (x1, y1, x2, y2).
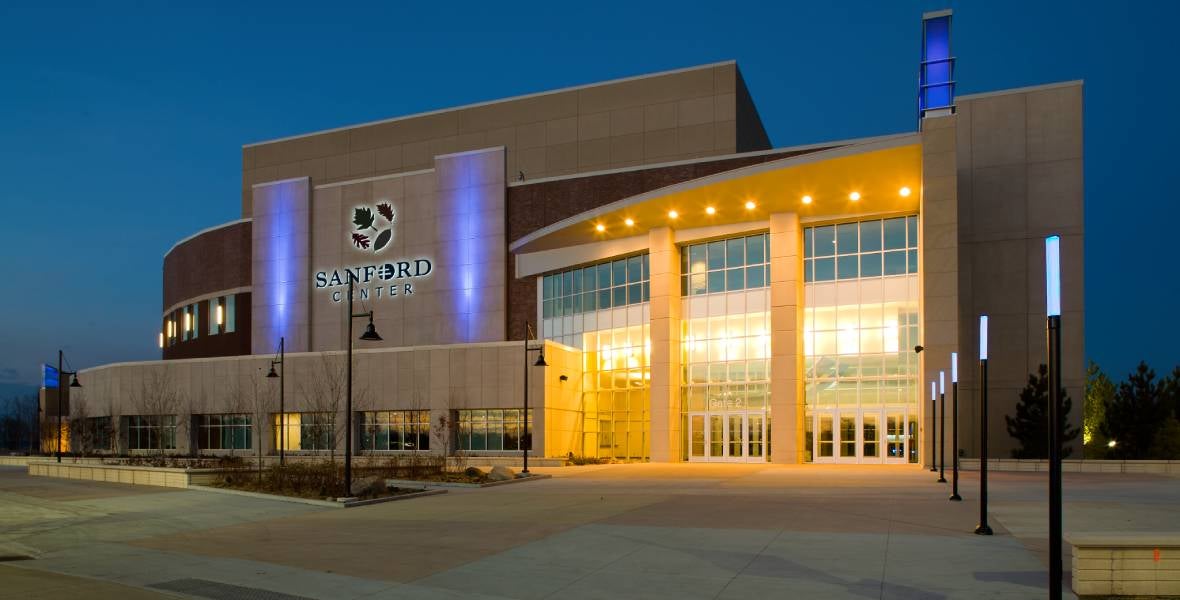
(668, 210, 679, 219)
(801, 195, 813, 205)
(624, 218, 635, 227)
(705, 206, 716, 215)
(899, 186, 912, 197)
(595, 224, 605, 232)
(744, 200, 756, 210)
(849, 191, 861, 201)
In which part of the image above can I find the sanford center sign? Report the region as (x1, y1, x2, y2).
(314, 258, 433, 303)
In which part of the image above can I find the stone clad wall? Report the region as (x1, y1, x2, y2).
(241, 63, 767, 216)
(954, 82, 1085, 459)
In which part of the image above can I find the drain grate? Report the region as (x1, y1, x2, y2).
(149, 578, 316, 600)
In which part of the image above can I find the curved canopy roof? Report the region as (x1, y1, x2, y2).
(510, 134, 923, 253)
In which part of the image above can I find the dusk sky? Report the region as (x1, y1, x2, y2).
(1, 0, 1177, 395)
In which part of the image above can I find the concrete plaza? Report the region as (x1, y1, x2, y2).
(1, 463, 1176, 599)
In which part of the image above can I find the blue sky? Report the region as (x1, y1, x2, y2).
(0, 0, 1176, 394)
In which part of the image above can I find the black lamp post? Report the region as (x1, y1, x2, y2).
(975, 315, 994, 535)
(344, 273, 382, 497)
(522, 321, 547, 475)
(930, 381, 937, 473)
(950, 352, 962, 501)
(938, 370, 947, 483)
(266, 336, 285, 466)
(1045, 235, 1064, 599)
(55, 350, 82, 463)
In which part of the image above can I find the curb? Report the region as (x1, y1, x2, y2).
(385, 473, 553, 489)
(187, 484, 447, 508)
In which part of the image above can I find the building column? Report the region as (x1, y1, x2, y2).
(920, 113, 960, 469)
(769, 213, 804, 463)
(648, 227, 682, 462)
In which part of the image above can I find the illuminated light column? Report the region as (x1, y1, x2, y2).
(1045, 235, 1063, 599)
(647, 226, 682, 461)
(949, 352, 961, 501)
(769, 212, 804, 463)
(938, 370, 947, 483)
(930, 381, 937, 472)
(975, 315, 994, 535)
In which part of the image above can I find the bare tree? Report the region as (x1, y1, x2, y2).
(133, 369, 183, 457)
(238, 365, 275, 479)
(298, 354, 348, 464)
(68, 397, 93, 460)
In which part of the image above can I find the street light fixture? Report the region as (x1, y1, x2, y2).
(266, 336, 286, 466)
(975, 315, 994, 535)
(950, 352, 962, 501)
(345, 274, 381, 497)
(55, 350, 81, 463)
(1045, 234, 1064, 599)
(938, 370, 947, 483)
(522, 321, 547, 475)
(930, 381, 937, 473)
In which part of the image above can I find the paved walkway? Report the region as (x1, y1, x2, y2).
(1, 463, 1176, 599)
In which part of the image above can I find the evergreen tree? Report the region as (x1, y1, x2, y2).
(1005, 364, 1080, 458)
(1083, 361, 1115, 458)
(1100, 361, 1168, 459)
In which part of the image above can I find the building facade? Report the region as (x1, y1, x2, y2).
(57, 14, 1086, 464)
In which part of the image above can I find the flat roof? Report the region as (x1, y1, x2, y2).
(243, 60, 738, 149)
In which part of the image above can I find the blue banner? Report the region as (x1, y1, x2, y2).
(42, 364, 59, 389)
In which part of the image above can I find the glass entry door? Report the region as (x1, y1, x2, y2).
(688, 412, 767, 462)
(812, 408, 912, 464)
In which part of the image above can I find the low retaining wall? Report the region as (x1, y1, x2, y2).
(1068, 533, 1180, 597)
(959, 459, 1180, 475)
(27, 461, 235, 488)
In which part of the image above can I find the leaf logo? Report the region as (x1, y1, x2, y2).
(351, 203, 396, 253)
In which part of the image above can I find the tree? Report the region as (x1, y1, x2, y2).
(1005, 364, 1080, 459)
(1101, 362, 1169, 459)
(1083, 361, 1115, 458)
(298, 354, 370, 463)
(134, 369, 183, 457)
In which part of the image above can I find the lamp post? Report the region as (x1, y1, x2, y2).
(950, 352, 961, 501)
(266, 337, 285, 466)
(938, 370, 947, 483)
(55, 350, 82, 463)
(345, 274, 382, 497)
(1045, 235, 1064, 599)
(930, 381, 938, 473)
(975, 315, 994, 535)
(522, 321, 548, 475)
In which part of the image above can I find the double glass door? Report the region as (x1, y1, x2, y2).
(689, 411, 767, 462)
(813, 408, 912, 463)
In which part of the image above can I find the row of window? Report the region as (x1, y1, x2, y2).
(804, 217, 919, 282)
(164, 295, 236, 347)
(681, 234, 769, 296)
(73, 410, 531, 453)
(542, 254, 651, 318)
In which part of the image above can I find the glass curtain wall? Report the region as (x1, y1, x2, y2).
(680, 233, 771, 462)
(803, 216, 920, 463)
(541, 254, 651, 460)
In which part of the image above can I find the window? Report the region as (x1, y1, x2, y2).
(803, 216, 919, 282)
(541, 254, 649, 319)
(196, 414, 252, 450)
(225, 295, 236, 333)
(126, 415, 177, 451)
(681, 233, 769, 296)
(272, 412, 333, 451)
(456, 409, 532, 452)
(361, 411, 431, 451)
(208, 298, 220, 336)
(78, 417, 112, 453)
